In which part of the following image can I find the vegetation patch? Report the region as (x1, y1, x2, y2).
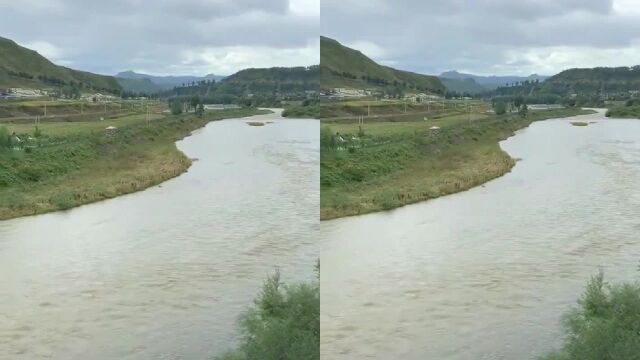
(605, 104, 640, 119)
(542, 271, 640, 360)
(320, 107, 592, 219)
(218, 266, 319, 360)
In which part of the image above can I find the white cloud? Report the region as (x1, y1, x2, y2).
(175, 40, 319, 75)
(289, 0, 319, 16)
(343, 40, 386, 58)
(0, 0, 318, 75)
(20, 40, 64, 60)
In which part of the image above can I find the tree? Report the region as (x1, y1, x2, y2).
(170, 100, 183, 115)
(542, 271, 640, 360)
(195, 103, 205, 118)
(514, 96, 524, 108)
(494, 100, 507, 115)
(518, 104, 528, 118)
(190, 96, 201, 111)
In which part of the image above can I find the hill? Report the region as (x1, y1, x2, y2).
(115, 77, 163, 94)
(320, 36, 445, 94)
(220, 65, 319, 93)
(163, 65, 319, 105)
(115, 71, 224, 90)
(438, 77, 486, 94)
(440, 70, 549, 90)
(0, 36, 121, 94)
(540, 66, 640, 95)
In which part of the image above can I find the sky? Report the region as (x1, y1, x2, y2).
(0, 0, 319, 76)
(321, 0, 640, 76)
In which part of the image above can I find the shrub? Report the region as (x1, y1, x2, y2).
(170, 100, 183, 115)
(542, 271, 640, 359)
(519, 104, 528, 118)
(377, 190, 397, 210)
(320, 126, 336, 150)
(0, 126, 10, 149)
(218, 267, 319, 360)
(49, 191, 75, 210)
(358, 125, 366, 138)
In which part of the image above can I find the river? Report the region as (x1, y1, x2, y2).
(0, 111, 319, 359)
(321, 109, 640, 359)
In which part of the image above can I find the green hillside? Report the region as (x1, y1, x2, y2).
(439, 77, 486, 94)
(541, 66, 640, 95)
(320, 36, 445, 94)
(0, 37, 121, 94)
(116, 77, 162, 94)
(220, 65, 319, 93)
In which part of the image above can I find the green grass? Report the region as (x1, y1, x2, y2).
(320, 99, 485, 119)
(0, 107, 264, 220)
(4, 113, 164, 136)
(282, 104, 319, 118)
(541, 271, 640, 360)
(320, 107, 593, 219)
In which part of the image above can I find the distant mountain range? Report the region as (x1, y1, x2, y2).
(320, 36, 445, 94)
(114, 71, 226, 93)
(439, 70, 549, 91)
(0, 36, 121, 93)
(438, 77, 486, 94)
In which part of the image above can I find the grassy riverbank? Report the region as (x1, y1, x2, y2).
(320, 107, 592, 220)
(0, 107, 265, 220)
(605, 104, 640, 119)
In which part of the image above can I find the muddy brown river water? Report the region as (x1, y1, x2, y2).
(321, 109, 640, 359)
(0, 111, 319, 359)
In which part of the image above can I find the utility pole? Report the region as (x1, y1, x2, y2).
(81, 103, 83, 114)
(44, 103, 47, 117)
(368, 103, 370, 117)
(146, 105, 150, 126)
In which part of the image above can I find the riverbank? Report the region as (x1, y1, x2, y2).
(605, 104, 640, 118)
(0, 108, 266, 220)
(320, 107, 593, 220)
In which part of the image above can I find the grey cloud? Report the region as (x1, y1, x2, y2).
(321, 0, 640, 76)
(0, 0, 318, 75)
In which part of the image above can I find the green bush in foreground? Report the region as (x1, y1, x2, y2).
(542, 271, 640, 360)
(0, 126, 10, 149)
(218, 266, 320, 360)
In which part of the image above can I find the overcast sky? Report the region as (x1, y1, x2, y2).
(0, 0, 319, 76)
(322, 0, 640, 76)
